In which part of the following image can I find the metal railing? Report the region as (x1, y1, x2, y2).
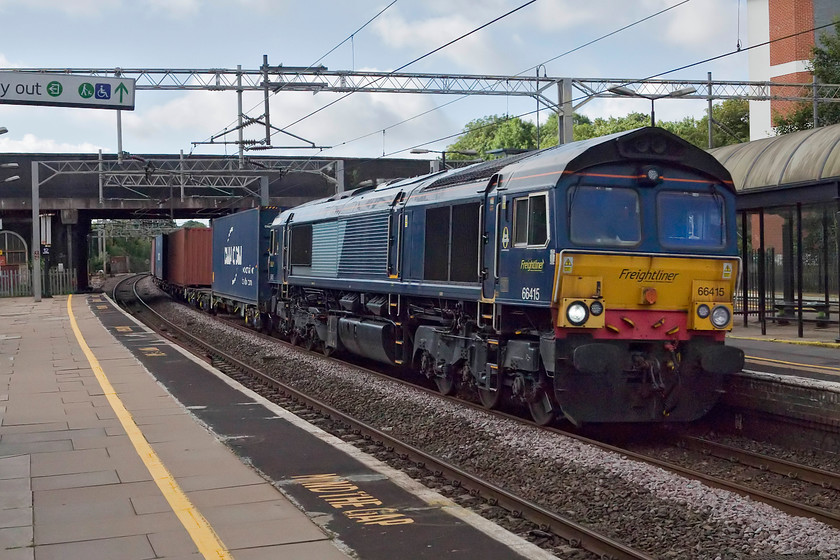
(0, 268, 77, 298)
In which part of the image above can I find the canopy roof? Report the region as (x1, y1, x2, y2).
(709, 122, 840, 193)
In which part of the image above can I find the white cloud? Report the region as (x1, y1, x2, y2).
(0, 53, 20, 68)
(0, 0, 120, 18)
(145, 0, 201, 17)
(531, 1, 604, 32)
(264, 90, 457, 158)
(657, 0, 741, 52)
(0, 133, 104, 153)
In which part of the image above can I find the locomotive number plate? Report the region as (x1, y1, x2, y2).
(694, 280, 728, 300)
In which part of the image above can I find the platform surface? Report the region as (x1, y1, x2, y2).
(1, 294, 551, 560)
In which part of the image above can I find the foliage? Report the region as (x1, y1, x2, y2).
(447, 99, 748, 155)
(447, 115, 537, 159)
(181, 220, 208, 228)
(774, 19, 840, 133)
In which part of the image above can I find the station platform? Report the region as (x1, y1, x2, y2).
(0, 294, 551, 560)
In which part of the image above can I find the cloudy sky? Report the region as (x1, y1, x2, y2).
(0, 0, 749, 159)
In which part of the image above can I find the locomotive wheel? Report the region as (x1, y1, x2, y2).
(304, 336, 316, 352)
(528, 391, 557, 426)
(322, 344, 334, 357)
(290, 330, 301, 346)
(478, 386, 504, 409)
(434, 366, 457, 396)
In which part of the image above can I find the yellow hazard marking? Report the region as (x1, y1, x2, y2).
(116, 326, 133, 333)
(97, 305, 108, 309)
(139, 346, 167, 357)
(744, 354, 840, 371)
(67, 295, 232, 560)
(292, 473, 414, 526)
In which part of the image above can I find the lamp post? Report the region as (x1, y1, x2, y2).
(608, 86, 697, 126)
(410, 148, 478, 170)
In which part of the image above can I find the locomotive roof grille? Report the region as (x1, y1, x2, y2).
(423, 150, 537, 190)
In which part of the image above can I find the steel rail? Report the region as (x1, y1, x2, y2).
(115, 275, 654, 560)
(115, 275, 840, 545)
(672, 434, 840, 490)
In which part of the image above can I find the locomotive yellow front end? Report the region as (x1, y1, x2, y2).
(551, 251, 745, 424)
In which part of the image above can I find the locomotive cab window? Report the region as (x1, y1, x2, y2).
(289, 224, 313, 270)
(657, 190, 725, 249)
(512, 193, 549, 247)
(569, 186, 641, 246)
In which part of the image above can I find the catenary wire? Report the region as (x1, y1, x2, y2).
(272, 0, 539, 137)
(325, 0, 693, 152)
(382, 20, 837, 159)
(195, 1, 399, 152)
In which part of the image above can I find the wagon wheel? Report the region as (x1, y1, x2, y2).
(434, 364, 457, 396)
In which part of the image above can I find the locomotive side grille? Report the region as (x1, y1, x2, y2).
(338, 214, 389, 276)
(311, 221, 344, 278)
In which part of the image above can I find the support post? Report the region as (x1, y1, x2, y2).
(557, 78, 573, 145)
(814, 75, 819, 128)
(237, 64, 244, 168)
(116, 110, 123, 163)
(31, 162, 41, 302)
(179, 150, 185, 202)
(707, 72, 714, 149)
(741, 210, 748, 327)
(260, 176, 269, 205)
(759, 210, 766, 335)
(262, 55, 272, 147)
(335, 160, 345, 193)
(98, 149, 104, 204)
(796, 203, 803, 338)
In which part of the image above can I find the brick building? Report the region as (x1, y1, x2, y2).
(747, 0, 838, 139)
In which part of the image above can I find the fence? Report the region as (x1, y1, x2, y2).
(0, 268, 78, 298)
(737, 248, 838, 319)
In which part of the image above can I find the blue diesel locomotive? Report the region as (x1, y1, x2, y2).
(216, 127, 744, 425)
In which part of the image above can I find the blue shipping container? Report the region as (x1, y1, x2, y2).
(211, 208, 275, 304)
(152, 234, 166, 280)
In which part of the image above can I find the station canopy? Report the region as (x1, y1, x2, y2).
(709, 122, 840, 209)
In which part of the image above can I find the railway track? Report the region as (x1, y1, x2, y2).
(112, 274, 654, 560)
(111, 274, 840, 556)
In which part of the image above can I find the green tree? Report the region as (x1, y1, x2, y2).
(181, 220, 208, 228)
(447, 115, 537, 159)
(774, 19, 840, 133)
(448, 100, 748, 154)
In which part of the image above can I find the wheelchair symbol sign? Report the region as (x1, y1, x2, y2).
(95, 83, 111, 100)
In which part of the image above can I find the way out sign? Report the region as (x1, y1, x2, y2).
(0, 72, 135, 110)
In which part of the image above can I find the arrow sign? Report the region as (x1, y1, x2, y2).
(0, 72, 135, 110)
(115, 82, 129, 103)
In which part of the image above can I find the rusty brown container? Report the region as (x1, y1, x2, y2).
(165, 227, 212, 287)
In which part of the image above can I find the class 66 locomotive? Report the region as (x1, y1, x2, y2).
(262, 127, 745, 426)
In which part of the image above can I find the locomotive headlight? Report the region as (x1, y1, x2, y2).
(710, 305, 731, 328)
(566, 301, 589, 326)
(589, 300, 604, 316)
(697, 304, 710, 319)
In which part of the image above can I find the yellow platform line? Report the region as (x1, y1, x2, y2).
(67, 295, 232, 560)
